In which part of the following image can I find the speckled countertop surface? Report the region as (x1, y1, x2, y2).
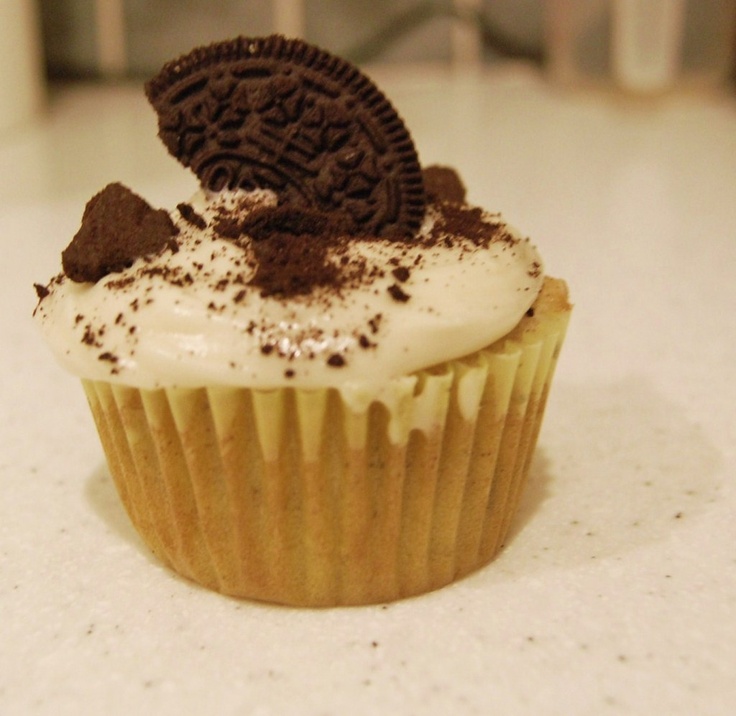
(1, 64, 735, 715)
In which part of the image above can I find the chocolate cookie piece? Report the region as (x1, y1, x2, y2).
(423, 165, 466, 204)
(62, 183, 178, 283)
(145, 35, 426, 238)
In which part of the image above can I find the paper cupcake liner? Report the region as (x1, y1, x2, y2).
(82, 278, 571, 606)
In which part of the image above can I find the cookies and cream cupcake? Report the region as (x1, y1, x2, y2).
(33, 36, 571, 606)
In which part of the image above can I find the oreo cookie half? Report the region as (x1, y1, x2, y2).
(145, 35, 426, 238)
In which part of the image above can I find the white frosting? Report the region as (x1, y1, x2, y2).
(34, 189, 543, 393)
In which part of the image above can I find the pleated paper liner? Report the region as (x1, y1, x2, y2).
(82, 277, 571, 607)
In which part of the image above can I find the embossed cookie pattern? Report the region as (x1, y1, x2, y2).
(145, 36, 426, 238)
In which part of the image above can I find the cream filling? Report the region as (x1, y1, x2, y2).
(35, 189, 543, 403)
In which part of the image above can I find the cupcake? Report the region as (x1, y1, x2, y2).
(33, 36, 571, 607)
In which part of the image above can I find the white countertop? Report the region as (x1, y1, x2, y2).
(2, 64, 735, 715)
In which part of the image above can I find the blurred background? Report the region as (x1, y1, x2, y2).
(38, 0, 545, 78)
(2, 0, 735, 134)
(30, 0, 736, 81)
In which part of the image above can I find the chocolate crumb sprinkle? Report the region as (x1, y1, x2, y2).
(222, 205, 353, 299)
(387, 284, 410, 303)
(177, 202, 207, 230)
(327, 353, 346, 368)
(82, 326, 98, 346)
(368, 314, 383, 334)
(422, 165, 466, 204)
(62, 183, 179, 284)
(34, 283, 50, 300)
